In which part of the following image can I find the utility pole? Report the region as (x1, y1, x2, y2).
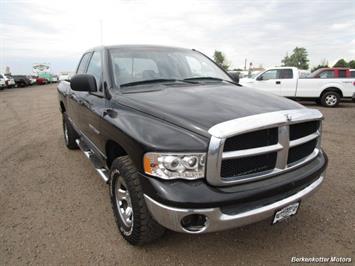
(244, 58, 247, 71)
(100, 20, 103, 45)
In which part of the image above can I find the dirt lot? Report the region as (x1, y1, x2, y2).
(0, 84, 354, 265)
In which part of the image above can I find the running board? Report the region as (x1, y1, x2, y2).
(75, 139, 109, 183)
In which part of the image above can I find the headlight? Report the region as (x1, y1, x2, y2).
(143, 152, 206, 180)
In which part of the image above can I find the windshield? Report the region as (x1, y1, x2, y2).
(109, 47, 232, 88)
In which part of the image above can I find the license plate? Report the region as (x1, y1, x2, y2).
(272, 202, 300, 224)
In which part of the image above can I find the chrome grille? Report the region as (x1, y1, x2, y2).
(206, 109, 323, 186)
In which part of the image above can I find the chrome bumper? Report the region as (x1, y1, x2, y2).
(144, 175, 324, 234)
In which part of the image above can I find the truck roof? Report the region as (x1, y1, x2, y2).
(86, 44, 192, 53)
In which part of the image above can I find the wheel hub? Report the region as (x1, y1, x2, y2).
(64, 122, 69, 143)
(325, 95, 337, 106)
(115, 175, 133, 230)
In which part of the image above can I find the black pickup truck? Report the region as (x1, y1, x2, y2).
(57, 45, 328, 245)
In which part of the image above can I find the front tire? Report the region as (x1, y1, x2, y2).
(110, 156, 165, 245)
(62, 115, 79, 149)
(320, 91, 340, 107)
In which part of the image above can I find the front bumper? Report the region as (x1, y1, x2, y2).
(145, 174, 324, 233)
(142, 151, 327, 233)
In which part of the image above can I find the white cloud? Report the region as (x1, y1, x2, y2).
(0, 0, 354, 73)
(331, 22, 353, 30)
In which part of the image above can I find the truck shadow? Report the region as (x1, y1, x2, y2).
(298, 100, 354, 109)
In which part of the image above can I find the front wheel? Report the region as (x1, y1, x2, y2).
(62, 115, 79, 149)
(110, 156, 165, 245)
(320, 91, 340, 107)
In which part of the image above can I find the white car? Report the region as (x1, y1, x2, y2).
(239, 67, 355, 107)
(27, 75, 37, 85)
(0, 73, 15, 88)
(59, 72, 73, 81)
(0, 75, 5, 89)
(51, 75, 59, 83)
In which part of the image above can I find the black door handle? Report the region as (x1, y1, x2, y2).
(276, 81, 281, 84)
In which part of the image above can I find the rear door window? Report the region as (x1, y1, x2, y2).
(319, 70, 334, 78)
(338, 70, 346, 78)
(278, 69, 293, 79)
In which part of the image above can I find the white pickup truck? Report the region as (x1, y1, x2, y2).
(240, 67, 355, 107)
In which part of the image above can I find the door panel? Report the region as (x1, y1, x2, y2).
(253, 69, 280, 95)
(80, 94, 107, 155)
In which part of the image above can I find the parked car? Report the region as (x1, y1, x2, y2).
(27, 75, 37, 85)
(58, 45, 327, 245)
(0, 73, 16, 88)
(239, 67, 355, 107)
(308, 67, 352, 78)
(52, 75, 59, 83)
(36, 77, 48, 85)
(0, 75, 5, 90)
(350, 69, 355, 78)
(12, 75, 31, 87)
(59, 72, 72, 81)
(38, 72, 53, 83)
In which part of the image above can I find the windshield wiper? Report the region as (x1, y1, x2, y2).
(184, 77, 223, 81)
(184, 76, 238, 85)
(120, 78, 196, 87)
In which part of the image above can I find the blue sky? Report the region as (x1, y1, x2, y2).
(0, 0, 354, 74)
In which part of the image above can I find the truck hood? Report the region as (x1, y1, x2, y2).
(116, 83, 304, 137)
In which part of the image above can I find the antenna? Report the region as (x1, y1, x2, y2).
(100, 20, 103, 45)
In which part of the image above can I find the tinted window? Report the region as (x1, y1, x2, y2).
(86, 51, 102, 90)
(279, 69, 293, 79)
(77, 53, 92, 74)
(338, 70, 346, 78)
(319, 70, 334, 78)
(351, 71, 355, 78)
(260, 69, 278, 80)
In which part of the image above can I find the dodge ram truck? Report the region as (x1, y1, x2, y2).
(57, 45, 328, 245)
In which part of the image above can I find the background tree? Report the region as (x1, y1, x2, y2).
(333, 59, 348, 67)
(348, 60, 355, 69)
(281, 47, 309, 70)
(311, 59, 329, 72)
(213, 50, 230, 70)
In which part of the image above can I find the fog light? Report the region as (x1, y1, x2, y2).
(181, 214, 208, 232)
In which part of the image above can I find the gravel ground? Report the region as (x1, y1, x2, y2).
(0, 84, 354, 265)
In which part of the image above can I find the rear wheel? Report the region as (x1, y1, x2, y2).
(320, 91, 340, 107)
(110, 156, 165, 245)
(62, 115, 79, 149)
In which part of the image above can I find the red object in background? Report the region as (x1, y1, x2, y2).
(312, 68, 351, 78)
(36, 77, 48, 85)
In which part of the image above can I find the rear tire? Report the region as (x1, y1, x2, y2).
(62, 115, 79, 149)
(110, 156, 165, 245)
(320, 91, 340, 107)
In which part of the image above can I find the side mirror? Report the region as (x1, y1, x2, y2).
(256, 75, 263, 81)
(70, 74, 97, 92)
(229, 72, 239, 84)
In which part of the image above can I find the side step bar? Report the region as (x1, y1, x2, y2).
(75, 139, 110, 183)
